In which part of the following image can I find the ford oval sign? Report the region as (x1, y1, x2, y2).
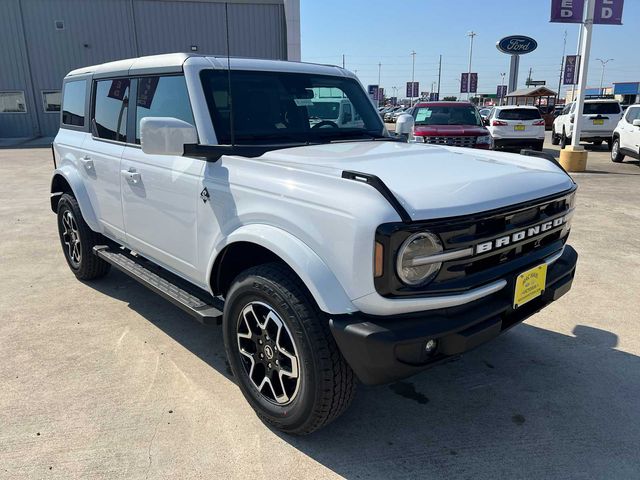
(496, 35, 538, 55)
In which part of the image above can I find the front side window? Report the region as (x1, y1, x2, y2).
(497, 108, 542, 120)
(0, 91, 27, 113)
(62, 80, 86, 126)
(42, 91, 61, 113)
(624, 107, 639, 123)
(135, 75, 194, 144)
(413, 105, 482, 126)
(200, 70, 383, 145)
(93, 79, 129, 141)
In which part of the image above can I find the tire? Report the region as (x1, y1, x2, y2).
(223, 262, 356, 435)
(560, 129, 569, 149)
(551, 127, 560, 145)
(56, 193, 111, 280)
(592, 140, 603, 146)
(611, 137, 625, 163)
(535, 140, 544, 152)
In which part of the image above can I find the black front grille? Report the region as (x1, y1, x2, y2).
(422, 136, 477, 148)
(375, 188, 576, 297)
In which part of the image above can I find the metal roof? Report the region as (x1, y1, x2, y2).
(506, 86, 557, 97)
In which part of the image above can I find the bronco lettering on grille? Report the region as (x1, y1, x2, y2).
(475, 215, 567, 255)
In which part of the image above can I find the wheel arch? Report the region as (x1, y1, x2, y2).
(208, 225, 356, 315)
(50, 167, 100, 232)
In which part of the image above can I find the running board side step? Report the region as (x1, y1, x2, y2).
(93, 246, 224, 325)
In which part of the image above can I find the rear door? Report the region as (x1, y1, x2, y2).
(582, 102, 622, 135)
(120, 74, 202, 280)
(492, 108, 544, 138)
(621, 106, 640, 151)
(81, 78, 130, 242)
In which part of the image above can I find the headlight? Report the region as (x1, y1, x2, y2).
(476, 135, 492, 145)
(396, 231, 443, 286)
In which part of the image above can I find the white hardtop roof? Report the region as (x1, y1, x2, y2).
(65, 53, 354, 79)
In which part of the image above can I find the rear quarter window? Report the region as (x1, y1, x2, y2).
(497, 108, 541, 120)
(61, 80, 87, 127)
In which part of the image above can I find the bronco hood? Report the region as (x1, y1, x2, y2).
(259, 141, 575, 220)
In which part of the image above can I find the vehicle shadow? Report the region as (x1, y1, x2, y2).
(87, 270, 640, 479)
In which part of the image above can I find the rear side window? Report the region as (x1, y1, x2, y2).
(583, 103, 620, 115)
(62, 81, 86, 126)
(497, 108, 541, 120)
(135, 75, 194, 144)
(93, 79, 130, 141)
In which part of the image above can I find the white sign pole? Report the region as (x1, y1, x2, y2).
(571, 0, 596, 148)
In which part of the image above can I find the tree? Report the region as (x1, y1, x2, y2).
(443, 96, 457, 101)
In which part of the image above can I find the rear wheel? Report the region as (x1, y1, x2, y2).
(223, 263, 356, 435)
(551, 127, 560, 145)
(611, 137, 625, 163)
(56, 193, 111, 280)
(592, 140, 603, 146)
(560, 129, 568, 149)
(534, 140, 544, 151)
(606, 138, 613, 151)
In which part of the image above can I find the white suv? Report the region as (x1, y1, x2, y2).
(552, 99, 623, 149)
(51, 54, 578, 434)
(611, 104, 640, 163)
(486, 106, 546, 151)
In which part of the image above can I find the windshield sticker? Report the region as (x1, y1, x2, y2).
(415, 110, 431, 122)
(294, 98, 314, 106)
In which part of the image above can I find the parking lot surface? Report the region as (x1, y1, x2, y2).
(1, 136, 639, 479)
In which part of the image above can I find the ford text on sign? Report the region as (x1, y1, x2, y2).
(496, 36, 538, 55)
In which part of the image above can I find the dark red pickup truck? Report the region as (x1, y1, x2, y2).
(410, 101, 492, 149)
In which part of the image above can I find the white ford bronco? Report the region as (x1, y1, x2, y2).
(51, 54, 578, 434)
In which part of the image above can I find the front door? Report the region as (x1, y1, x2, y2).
(120, 75, 202, 280)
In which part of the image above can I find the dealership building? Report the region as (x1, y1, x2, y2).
(0, 0, 300, 139)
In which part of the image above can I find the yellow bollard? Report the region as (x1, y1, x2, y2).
(559, 146, 588, 172)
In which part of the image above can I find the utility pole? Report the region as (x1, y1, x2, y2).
(596, 58, 613, 95)
(437, 54, 442, 100)
(342, 54, 345, 69)
(499, 72, 506, 106)
(410, 51, 416, 106)
(557, 30, 567, 106)
(527, 67, 533, 86)
(377, 62, 382, 107)
(466, 31, 477, 100)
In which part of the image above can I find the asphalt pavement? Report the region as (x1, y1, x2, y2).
(1, 135, 639, 479)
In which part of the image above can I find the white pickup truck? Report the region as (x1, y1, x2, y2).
(51, 54, 578, 434)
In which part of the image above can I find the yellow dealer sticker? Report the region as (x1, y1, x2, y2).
(513, 264, 547, 309)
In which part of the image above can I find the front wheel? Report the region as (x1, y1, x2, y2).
(223, 263, 356, 435)
(560, 129, 569, 149)
(56, 193, 111, 280)
(611, 138, 625, 163)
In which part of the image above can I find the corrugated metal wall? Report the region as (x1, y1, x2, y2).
(1, 0, 288, 138)
(0, 0, 36, 137)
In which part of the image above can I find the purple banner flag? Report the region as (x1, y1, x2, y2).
(496, 85, 507, 98)
(460, 73, 469, 93)
(563, 55, 580, 85)
(550, 0, 584, 23)
(594, 0, 624, 25)
(469, 73, 478, 93)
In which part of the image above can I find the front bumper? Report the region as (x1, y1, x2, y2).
(330, 245, 577, 385)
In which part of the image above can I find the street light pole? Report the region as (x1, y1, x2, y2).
(466, 31, 477, 100)
(377, 62, 382, 107)
(500, 72, 506, 105)
(596, 58, 614, 95)
(557, 30, 567, 105)
(410, 51, 416, 106)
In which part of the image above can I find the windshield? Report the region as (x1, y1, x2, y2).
(200, 70, 384, 144)
(413, 105, 482, 126)
(583, 102, 621, 115)
(497, 108, 542, 120)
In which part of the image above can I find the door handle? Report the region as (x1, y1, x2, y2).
(121, 168, 141, 184)
(80, 155, 94, 170)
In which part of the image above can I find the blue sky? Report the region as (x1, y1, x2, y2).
(300, 0, 639, 98)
